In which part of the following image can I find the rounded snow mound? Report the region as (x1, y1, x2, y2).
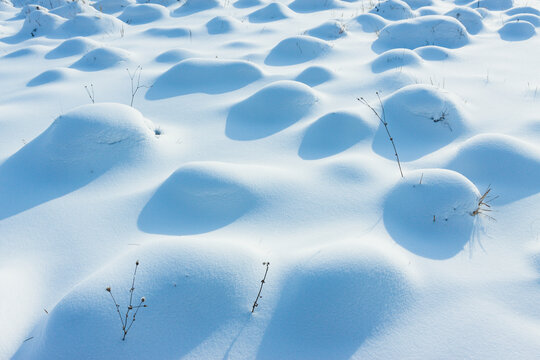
(11, 0, 69, 8)
(172, 0, 222, 17)
(468, 0, 513, 11)
(498, 20, 536, 41)
(288, 0, 343, 13)
(118, 4, 168, 25)
(265, 35, 332, 66)
(415, 45, 451, 60)
(138, 162, 257, 235)
(146, 58, 263, 99)
(0, 104, 156, 220)
(234, 0, 264, 8)
(57, 13, 124, 37)
(372, 84, 467, 161)
(18, 6, 64, 38)
(355, 13, 388, 33)
(257, 243, 415, 359)
(373, 15, 469, 52)
(445, 6, 484, 35)
(383, 169, 480, 259)
(27, 68, 75, 87)
(92, 0, 134, 14)
(154, 48, 199, 63)
(295, 65, 334, 87)
(49, 1, 100, 19)
(206, 15, 239, 34)
(369, 0, 415, 21)
(144, 26, 191, 37)
(401, 0, 433, 10)
(505, 14, 540, 27)
(15, 240, 261, 359)
(298, 110, 374, 160)
(506, 6, 540, 16)
(248, 2, 292, 23)
(226, 80, 318, 140)
(45, 37, 100, 59)
(306, 20, 347, 40)
(447, 133, 540, 204)
(70, 47, 131, 72)
(371, 48, 423, 73)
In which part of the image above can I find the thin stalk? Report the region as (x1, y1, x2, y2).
(252, 262, 270, 313)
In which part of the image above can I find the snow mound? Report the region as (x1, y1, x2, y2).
(383, 169, 480, 259)
(372, 84, 467, 161)
(172, 0, 222, 17)
(49, 1, 99, 20)
(468, 0, 513, 11)
(371, 48, 423, 73)
(506, 6, 540, 16)
(258, 244, 415, 359)
(206, 15, 239, 34)
(401, 0, 433, 10)
(3, 46, 45, 58)
(57, 13, 124, 37)
(144, 27, 191, 37)
(499, 20, 536, 41)
(446, 6, 484, 34)
(369, 0, 415, 21)
(15, 240, 261, 359)
(27, 68, 75, 87)
(11, 0, 69, 8)
(265, 35, 331, 66)
(139, 162, 257, 235)
(0, 103, 155, 220)
(137, 0, 178, 5)
(306, 20, 347, 40)
(415, 45, 451, 60)
(295, 65, 334, 87)
(45, 37, 99, 59)
(505, 14, 540, 27)
(118, 4, 168, 25)
(147, 58, 263, 99)
(17, 6, 64, 39)
(498, 20, 536, 41)
(288, 0, 342, 13)
(447, 133, 540, 204)
(234, 0, 264, 8)
(70, 47, 131, 72)
(154, 48, 199, 63)
(248, 2, 292, 23)
(373, 15, 469, 52)
(92, 0, 134, 14)
(298, 110, 374, 160)
(226, 80, 318, 140)
(355, 13, 388, 33)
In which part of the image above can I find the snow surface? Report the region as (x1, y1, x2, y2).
(1, 0, 540, 359)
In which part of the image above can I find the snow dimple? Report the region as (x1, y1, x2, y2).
(383, 169, 480, 259)
(257, 245, 415, 359)
(298, 111, 374, 160)
(138, 163, 257, 235)
(70, 47, 131, 72)
(0, 103, 155, 220)
(265, 35, 332, 66)
(372, 84, 468, 161)
(226, 80, 318, 140)
(372, 15, 469, 52)
(146, 58, 263, 99)
(446, 133, 540, 204)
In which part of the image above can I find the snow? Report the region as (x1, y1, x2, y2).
(1, 0, 540, 359)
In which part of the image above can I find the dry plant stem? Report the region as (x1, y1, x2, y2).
(471, 187, 498, 220)
(85, 84, 95, 104)
(252, 262, 270, 313)
(127, 66, 150, 107)
(357, 92, 404, 178)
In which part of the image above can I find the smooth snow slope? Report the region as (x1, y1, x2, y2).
(1, 0, 540, 359)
